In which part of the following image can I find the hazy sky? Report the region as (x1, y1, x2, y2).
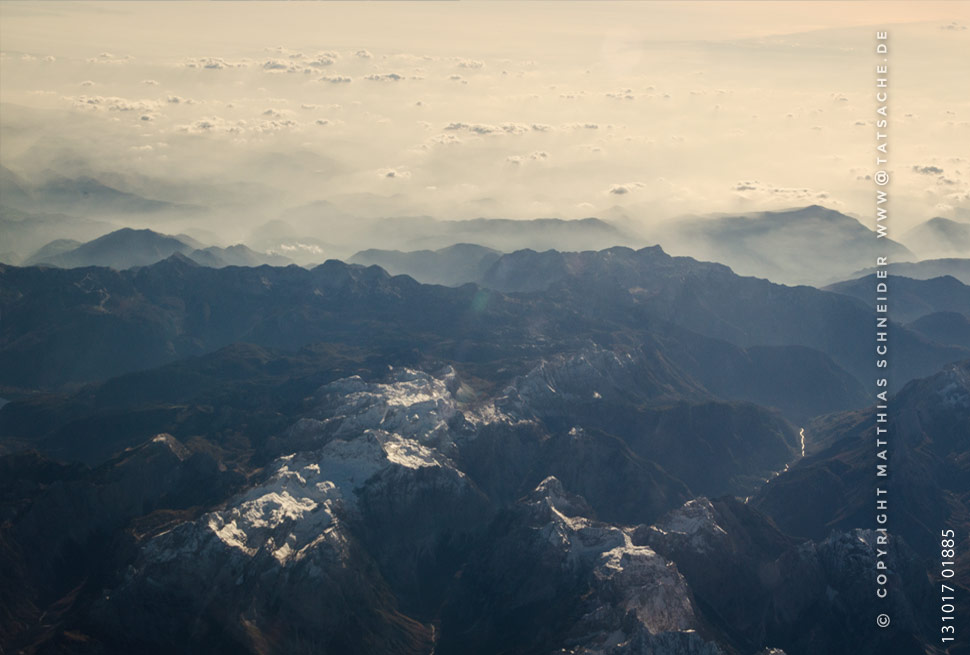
(1, 1, 968, 242)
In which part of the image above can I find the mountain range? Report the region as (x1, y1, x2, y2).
(4, 246, 965, 398)
(254, 212, 633, 263)
(2, 324, 964, 654)
(646, 205, 915, 286)
(340, 207, 967, 289)
(1, 223, 969, 654)
(349, 243, 502, 286)
(5, 179, 968, 286)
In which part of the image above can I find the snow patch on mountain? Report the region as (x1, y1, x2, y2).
(501, 347, 638, 416)
(138, 367, 496, 571)
(291, 366, 514, 452)
(526, 477, 700, 646)
(937, 364, 970, 408)
(648, 498, 728, 554)
(498, 344, 700, 421)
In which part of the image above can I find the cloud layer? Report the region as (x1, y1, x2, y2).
(1, 2, 968, 246)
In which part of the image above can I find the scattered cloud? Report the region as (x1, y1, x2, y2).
(443, 122, 551, 136)
(66, 95, 159, 113)
(178, 117, 240, 134)
(363, 73, 404, 81)
(507, 151, 549, 166)
(1, 5, 962, 235)
(731, 180, 836, 204)
(608, 182, 644, 195)
(305, 54, 337, 68)
(183, 57, 245, 69)
(262, 59, 289, 71)
(606, 89, 635, 100)
(87, 52, 133, 64)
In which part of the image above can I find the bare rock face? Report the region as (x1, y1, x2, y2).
(91, 366, 710, 654)
(436, 476, 725, 655)
(639, 497, 934, 655)
(2, 250, 965, 655)
(93, 367, 496, 654)
(7, 362, 940, 655)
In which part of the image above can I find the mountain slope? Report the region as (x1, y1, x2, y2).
(479, 245, 969, 392)
(825, 274, 970, 323)
(907, 311, 970, 349)
(749, 359, 970, 651)
(30, 228, 194, 269)
(0, 364, 806, 654)
(753, 360, 970, 559)
(0, 302, 964, 654)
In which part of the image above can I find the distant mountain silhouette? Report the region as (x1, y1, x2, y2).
(902, 217, 970, 258)
(27, 228, 193, 269)
(846, 257, 970, 285)
(32, 174, 175, 214)
(187, 244, 291, 268)
(350, 243, 502, 285)
(652, 205, 914, 286)
(0, 165, 33, 208)
(25, 228, 292, 270)
(22, 239, 82, 265)
(0, 204, 116, 264)
(825, 274, 970, 323)
(1, 168, 196, 218)
(256, 213, 633, 261)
